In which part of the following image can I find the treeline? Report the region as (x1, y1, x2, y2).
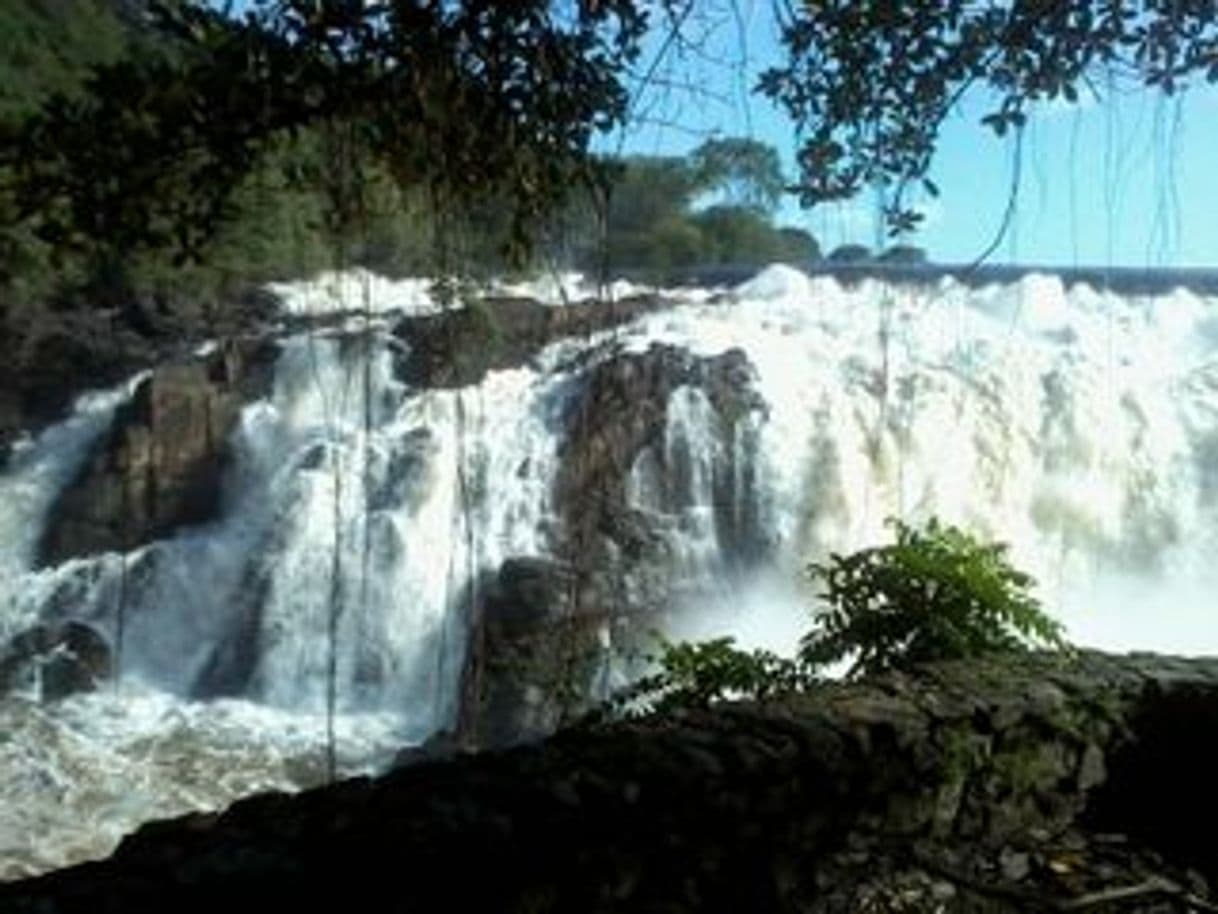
(0, 0, 829, 330)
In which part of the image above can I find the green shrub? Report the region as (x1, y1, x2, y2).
(611, 518, 1068, 714)
(610, 636, 807, 714)
(802, 518, 1068, 678)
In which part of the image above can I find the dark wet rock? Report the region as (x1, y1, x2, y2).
(557, 343, 765, 545)
(448, 343, 773, 750)
(190, 574, 268, 700)
(391, 294, 669, 389)
(391, 729, 464, 769)
(368, 428, 435, 512)
(5, 652, 1218, 912)
(0, 285, 280, 456)
(458, 556, 608, 749)
(0, 620, 111, 700)
(37, 338, 279, 565)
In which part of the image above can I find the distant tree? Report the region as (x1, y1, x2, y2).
(692, 205, 776, 264)
(827, 244, 871, 264)
(777, 227, 820, 262)
(878, 245, 927, 265)
(689, 137, 785, 214)
(603, 156, 701, 240)
(591, 144, 817, 276)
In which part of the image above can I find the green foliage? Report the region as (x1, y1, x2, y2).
(0, 0, 131, 125)
(759, 1, 1218, 235)
(878, 245, 927, 265)
(610, 635, 808, 714)
(614, 519, 1068, 714)
(802, 519, 1068, 679)
(594, 141, 817, 279)
(689, 137, 785, 213)
(691, 205, 816, 265)
(3, 0, 648, 267)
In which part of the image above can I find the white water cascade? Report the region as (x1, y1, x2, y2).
(1, 265, 1216, 878)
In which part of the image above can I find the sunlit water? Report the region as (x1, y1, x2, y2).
(1, 264, 1215, 878)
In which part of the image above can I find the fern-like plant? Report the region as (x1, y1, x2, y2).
(610, 636, 807, 713)
(609, 518, 1069, 714)
(801, 518, 1068, 678)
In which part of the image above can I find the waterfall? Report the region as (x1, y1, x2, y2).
(1, 264, 1216, 877)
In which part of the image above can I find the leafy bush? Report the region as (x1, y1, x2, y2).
(610, 636, 807, 714)
(613, 518, 1068, 713)
(802, 518, 1068, 678)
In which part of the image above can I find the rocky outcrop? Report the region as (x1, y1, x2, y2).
(4, 651, 1218, 913)
(37, 339, 278, 565)
(556, 342, 763, 524)
(458, 557, 611, 749)
(0, 286, 279, 462)
(0, 620, 111, 700)
(457, 346, 772, 750)
(391, 294, 669, 388)
(553, 343, 767, 608)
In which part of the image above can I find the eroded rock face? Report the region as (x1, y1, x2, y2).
(391, 294, 667, 388)
(37, 339, 278, 565)
(0, 286, 280, 458)
(459, 557, 609, 749)
(0, 620, 111, 700)
(554, 343, 767, 603)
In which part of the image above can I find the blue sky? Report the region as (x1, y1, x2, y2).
(607, 1, 1218, 268)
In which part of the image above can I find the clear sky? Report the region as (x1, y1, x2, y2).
(606, 1, 1218, 269)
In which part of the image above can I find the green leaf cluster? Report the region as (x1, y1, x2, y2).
(611, 636, 807, 714)
(614, 518, 1069, 714)
(760, 1, 1218, 236)
(802, 518, 1068, 679)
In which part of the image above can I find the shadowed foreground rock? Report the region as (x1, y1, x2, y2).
(4, 651, 1218, 913)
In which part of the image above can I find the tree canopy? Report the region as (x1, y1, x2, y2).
(3, 0, 1216, 282)
(760, 1, 1218, 234)
(2, 0, 647, 266)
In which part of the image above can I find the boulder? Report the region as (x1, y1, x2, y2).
(37, 338, 277, 565)
(0, 620, 111, 701)
(553, 343, 767, 611)
(391, 294, 668, 389)
(459, 557, 608, 749)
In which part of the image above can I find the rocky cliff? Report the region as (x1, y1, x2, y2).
(391, 293, 668, 388)
(0, 286, 279, 462)
(456, 342, 770, 750)
(37, 338, 278, 565)
(4, 651, 1217, 913)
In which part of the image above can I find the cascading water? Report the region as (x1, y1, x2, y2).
(1, 264, 1216, 879)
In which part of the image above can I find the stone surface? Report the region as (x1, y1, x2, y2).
(5, 652, 1218, 912)
(37, 338, 278, 565)
(0, 620, 111, 700)
(458, 556, 609, 749)
(390, 294, 668, 389)
(0, 286, 279, 460)
(553, 343, 767, 613)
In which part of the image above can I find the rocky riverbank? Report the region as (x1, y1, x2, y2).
(3, 651, 1216, 912)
